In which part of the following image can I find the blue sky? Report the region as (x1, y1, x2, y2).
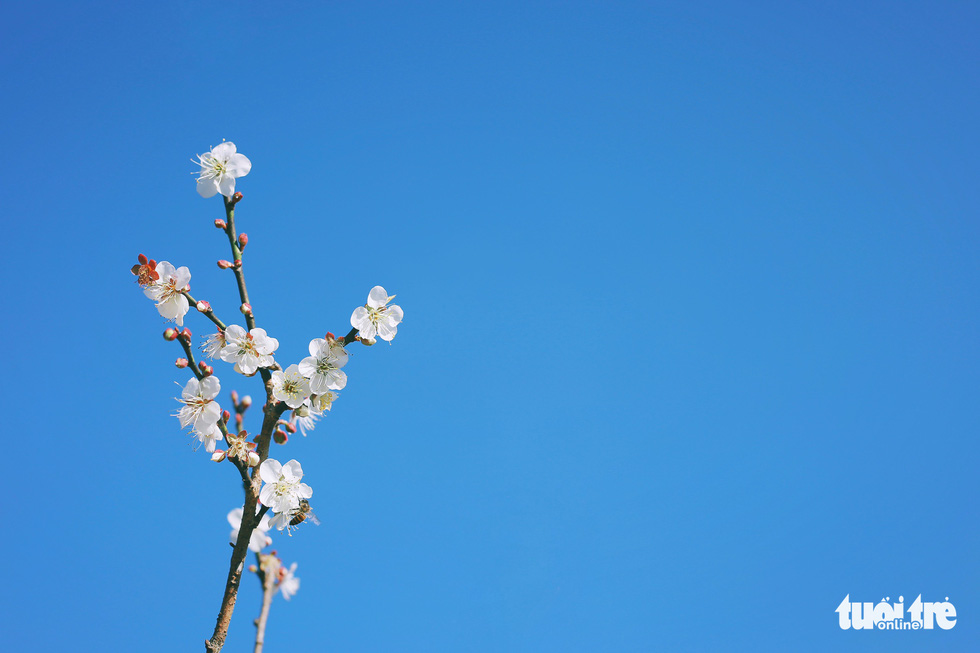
(2, 1, 978, 651)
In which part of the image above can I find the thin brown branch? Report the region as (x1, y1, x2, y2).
(182, 290, 227, 330)
(252, 555, 277, 653)
(221, 196, 256, 332)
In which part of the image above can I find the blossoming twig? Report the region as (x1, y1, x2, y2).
(183, 290, 227, 330)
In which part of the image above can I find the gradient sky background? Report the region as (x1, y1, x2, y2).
(2, 2, 978, 651)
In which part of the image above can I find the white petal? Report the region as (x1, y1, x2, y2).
(218, 175, 236, 198)
(295, 482, 313, 499)
(283, 459, 304, 481)
(200, 375, 221, 399)
(197, 177, 220, 198)
(367, 286, 388, 309)
(228, 152, 251, 177)
(308, 338, 325, 357)
(377, 320, 398, 342)
(260, 459, 283, 483)
(212, 141, 237, 159)
(298, 357, 317, 378)
(328, 369, 347, 391)
(386, 304, 404, 324)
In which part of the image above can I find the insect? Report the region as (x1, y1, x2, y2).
(289, 499, 321, 528)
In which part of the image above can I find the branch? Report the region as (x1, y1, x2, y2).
(182, 290, 227, 330)
(221, 196, 256, 332)
(342, 326, 359, 346)
(252, 554, 277, 653)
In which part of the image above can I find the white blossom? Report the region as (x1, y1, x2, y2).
(144, 261, 191, 326)
(259, 459, 312, 525)
(271, 364, 312, 409)
(226, 432, 256, 465)
(194, 424, 223, 453)
(202, 330, 227, 359)
(219, 325, 279, 375)
(277, 562, 300, 600)
(310, 391, 338, 414)
(227, 507, 273, 553)
(291, 403, 319, 437)
(298, 337, 348, 393)
(194, 141, 251, 198)
(351, 286, 403, 342)
(175, 376, 221, 433)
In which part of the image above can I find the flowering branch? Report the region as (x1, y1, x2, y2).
(134, 141, 404, 653)
(183, 291, 227, 330)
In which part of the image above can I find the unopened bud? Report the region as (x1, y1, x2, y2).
(163, 328, 178, 341)
(214, 219, 227, 229)
(211, 450, 227, 462)
(359, 336, 376, 346)
(181, 328, 192, 341)
(229, 390, 239, 404)
(240, 303, 252, 316)
(217, 259, 233, 269)
(248, 564, 258, 573)
(199, 362, 213, 376)
(238, 233, 248, 249)
(175, 357, 188, 368)
(233, 259, 242, 269)
(284, 422, 297, 434)
(240, 395, 252, 408)
(196, 300, 211, 313)
(273, 430, 288, 445)
(247, 451, 260, 467)
(230, 191, 244, 205)
(235, 414, 243, 427)
(222, 409, 231, 422)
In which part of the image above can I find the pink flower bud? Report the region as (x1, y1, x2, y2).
(199, 362, 213, 376)
(231, 191, 244, 205)
(273, 430, 288, 445)
(284, 422, 297, 434)
(211, 450, 227, 462)
(235, 414, 243, 427)
(175, 358, 188, 368)
(163, 328, 178, 341)
(181, 328, 192, 340)
(233, 259, 242, 269)
(196, 300, 211, 313)
(240, 303, 252, 316)
(230, 390, 239, 405)
(240, 395, 252, 408)
(247, 452, 260, 467)
(248, 565, 258, 573)
(217, 260, 233, 269)
(222, 410, 231, 422)
(214, 219, 227, 229)
(238, 233, 248, 249)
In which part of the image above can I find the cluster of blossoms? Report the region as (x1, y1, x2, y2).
(132, 142, 404, 646)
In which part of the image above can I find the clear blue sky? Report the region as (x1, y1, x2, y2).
(2, 2, 978, 651)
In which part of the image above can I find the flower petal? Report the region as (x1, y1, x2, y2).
(212, 141, 237, 160)
(367, 286, 388, 308)
(197, 177, 220, 198)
